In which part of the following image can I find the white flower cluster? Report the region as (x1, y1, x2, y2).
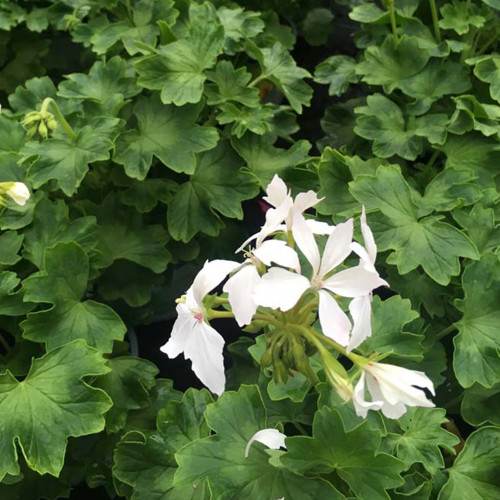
(161, 175, 435, 419)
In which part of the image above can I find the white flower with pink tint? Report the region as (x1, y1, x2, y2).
(160, 259, 238, 395)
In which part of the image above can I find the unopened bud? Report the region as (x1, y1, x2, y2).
(0, 182, 30, 206)
(321, 350, 353, 402)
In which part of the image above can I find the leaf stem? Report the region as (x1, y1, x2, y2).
(427, 149, 441, 169)
(436, 324, 457, 341)
(0, 332, 11, 353)
(40, 97, 77, 141)
(248, 74, 267, 88)
(293, 422, 309, 436)
(428, 0, 441, 43)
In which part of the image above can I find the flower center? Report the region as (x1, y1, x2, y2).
(193, 312, 204, 323)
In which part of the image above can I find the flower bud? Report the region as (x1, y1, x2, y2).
(321, 350, 353, 402)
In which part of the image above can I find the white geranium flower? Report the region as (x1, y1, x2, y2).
(0, 182, 30, 206)
(224, 239, 301, 327)
(238, 175, 323, 251)
(160, 259, 239, 396)
(253, 215, 387, 346)
(347, 206, 381, 352)
(245, 428, 287, 458)
(353, 362, 435, 419)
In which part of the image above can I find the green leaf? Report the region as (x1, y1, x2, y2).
(282, 407, 405, 499)
(217, 6, 264, 53)
(453, 204, 500, 254)
(438, 133, 500, 187)
(454, 254, 500, 388)
(355, 94, 447, 160)
(302, 8, 334, 46)
(121, 178, 177, 214)
(57, 56, 141, 105)
(473, 55, 500, 103)
(22, 198, 98, 269)
(22, 118, 120, 196)
(113, 431, 209, 500)
(22, 242, 126, 353)
(387, 407, 459, 473)
(175, 385, 343, 499)
(314, 55, 358, 97)
(0, 272, 33, 316)
(216, 102, 273, 137)
(349, 164, 479, 284)
(386, 268, 449, 318)
(94, 357, 158, 433)
(439, 427, 500, 499)
(135, 6, 224, 105)
(82, 193, 170, 273)
(113, 95, 218, 180)
(420, 168, 482, 214)
(0, 231, 23, 267)
(0, 116, 26, 154)
(0, 340, 111, 480)
(398, 59, 471, 115)
(167, 142, 259, 242)
(248, 41, 312, 113)
(448, 95, 500, 136)
(231, 133, 311, 187)
(356, 36, 430, 93)
(205, 60, 260, 107)
(357, 296, 424, 361)
(439, 1, 485, 35)
(349, 3, 388, 24)
(461, 383, 500, 426)
(157, 388, 213, 451)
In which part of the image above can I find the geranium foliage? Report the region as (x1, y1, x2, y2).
(0, 0, 499, 499)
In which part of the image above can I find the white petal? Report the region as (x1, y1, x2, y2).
(5, 182, 30, 206)
(256, 197, 294, 247)
(350, 242, 377, 273)
(318, 219, 354, 278)
(236, 232, 258, 253)
(160, 304, 195, 358)
(184, 321, 226, 395)
(361, 206, 377, 263)
(245, 429, 287, 458)
(365, 373, 407, 419)
(191, 259, 240, 305)
(253, 239, 301, 273)
(318, 290, 351, 346)
(323, 266, 388, 298)
(305, 219, 335, 235)
(352, 372, 383, 418)
(224, 265, 260, 326)
(292, 215, 321, 275)
(289, 191, 322, 225)
(253, 267, 310, 311)
(263, 175, 289, 207)
(347, 296, 372, 352)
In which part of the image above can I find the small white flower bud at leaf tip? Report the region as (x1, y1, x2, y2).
(244, 428, 287, 458)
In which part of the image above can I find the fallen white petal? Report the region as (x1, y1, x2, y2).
(245, 428, 287, 458)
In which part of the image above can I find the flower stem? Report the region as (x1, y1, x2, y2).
(248, 74, 267, 88)
(293, 422, 309, 436)
(429, 0, 441, 43)
(386, 0, 399, 44)
(207, 310, 234, 320)
(436, 324, 457, 341)
(40, 97, 77, 141)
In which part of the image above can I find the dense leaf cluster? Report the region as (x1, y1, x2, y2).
(0, 0, 499, 498)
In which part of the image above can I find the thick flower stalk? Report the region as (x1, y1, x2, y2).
(160, 175, 436, 419)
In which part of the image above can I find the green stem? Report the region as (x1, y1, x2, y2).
(476, 31, 499, 56)
(40, 98, 77, 141)
(0, 332, 10, 352)
(427, 149, 440, 169)
(428, 0, 441, 43)
(207, 310, 234, 320)
(436, 324, 457, 341)
(293, 422, 308, 436)
(248, 74, 267, 88)
(386, 0, 399, 44)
